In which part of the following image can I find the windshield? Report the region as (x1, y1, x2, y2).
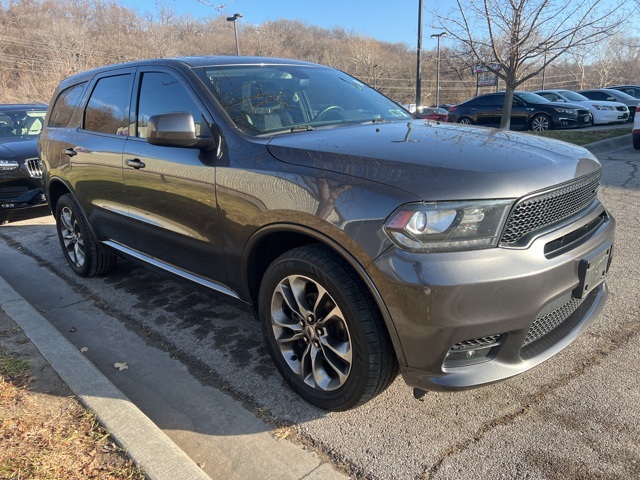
(0, 108, 47, 142)
(558, 90, 588, 102)
(196, 64, 411, 135)
(517, 92, 550, 104)
(605, 89, 637, 100)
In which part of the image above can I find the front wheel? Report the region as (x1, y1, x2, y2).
(259, 244, 398, 411)
(530, 114, 552, 131)
(633, 135, 640, 150)
(55, 194, 117, 277)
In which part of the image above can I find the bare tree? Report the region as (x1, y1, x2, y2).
(432, 0, 629, 129)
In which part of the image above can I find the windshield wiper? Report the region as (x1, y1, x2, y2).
(289, 125, 315, 132)
(371, 118, 390, 124)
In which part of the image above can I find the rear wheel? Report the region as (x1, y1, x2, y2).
(530, 114, 552, 131)
(259, 244, 398, 411)
(55, 194, 116, 277)
(458, 116, 473, 125)
(633, 135, 640, 150)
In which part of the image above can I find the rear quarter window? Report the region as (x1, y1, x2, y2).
(48, 83, 86, 128)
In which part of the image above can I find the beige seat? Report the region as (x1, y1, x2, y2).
(24, 116, 43, 135)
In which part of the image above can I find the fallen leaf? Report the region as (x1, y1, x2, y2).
(80, 347, 88, 353)
(113, 362, 128, 371)
(69, 327, 78, 333)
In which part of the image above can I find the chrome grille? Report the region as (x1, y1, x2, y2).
(523, 297, 585, 347)
(500, 171, 600, 245)
(26, 158, 42, 177)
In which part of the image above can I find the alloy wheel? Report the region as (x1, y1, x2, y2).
(270, 274, 352, 391)
(59, 206, 86, 268)
(531, 115, 550, 131)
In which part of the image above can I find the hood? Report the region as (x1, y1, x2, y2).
(266, 121, 601, 201)
(0, 139, 38, 160)
(542, 101, 587, 110)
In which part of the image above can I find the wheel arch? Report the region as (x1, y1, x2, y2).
(46, 178, 72, 214)
(242, 224, 407, 366)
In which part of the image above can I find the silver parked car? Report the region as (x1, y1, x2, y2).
(578, 88, 637, 121)
(534, 89, 629, 125)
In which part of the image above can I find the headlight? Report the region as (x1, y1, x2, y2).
(553, 107, 577, 115)
(593, 104, 615, 111)
(384, 200, 514, 252)
(0, 159, 19, 171)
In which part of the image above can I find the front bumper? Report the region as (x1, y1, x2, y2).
(369, 203, 615, 392)
(554, 113, 592, 129)
(0, 160, 46, 211)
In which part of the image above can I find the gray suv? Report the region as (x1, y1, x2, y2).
(40, 57, 615, 410)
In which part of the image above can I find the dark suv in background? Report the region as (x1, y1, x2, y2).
(448, 91, 592, 130)
(40, 57, 614, 410)
(0, 104, 48, 224)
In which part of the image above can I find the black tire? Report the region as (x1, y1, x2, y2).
(259, 244, 398, 411)
(634, 135, 640, 150)
(458, 116, 473, 125)
(0, 210, 7, 225)
(55, 193, 116, 277)
(530, 114, 552, 131)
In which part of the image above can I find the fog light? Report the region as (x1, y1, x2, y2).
(443, 334, 504, 368)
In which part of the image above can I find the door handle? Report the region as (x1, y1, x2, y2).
(63, 148, 77, 157)
(125, 159, 146, 170)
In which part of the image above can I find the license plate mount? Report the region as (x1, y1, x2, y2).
(573, 245, 612, 299)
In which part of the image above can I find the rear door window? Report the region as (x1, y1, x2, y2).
(83, 74, 132, 135)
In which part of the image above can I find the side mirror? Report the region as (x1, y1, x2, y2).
(147, 112, 214, 149)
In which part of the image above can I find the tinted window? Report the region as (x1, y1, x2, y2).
(136, 72, 204, 138)
(474, 96, 498, 106)
(48, 83, 85, 128)
(84, 74, 131, 135)
(538, 92, 558, 101)
(584, 91, 607, 100)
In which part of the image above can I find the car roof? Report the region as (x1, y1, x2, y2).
(579, 88, 620, 92)
(56, 56, 325, 90)
(0, 103, 48, 110)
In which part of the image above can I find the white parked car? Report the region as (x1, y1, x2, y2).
(535, 89, 629, 125)
(633, 102, 640, 149)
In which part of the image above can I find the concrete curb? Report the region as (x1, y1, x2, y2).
(584, 133, 632, 155)
(0, 275, 210, 480)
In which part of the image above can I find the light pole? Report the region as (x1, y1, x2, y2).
(226, 13, 242, 56)
(430, 31, 446, 107)
(415, 0, 423, 108)
(373, 64, 379, 89)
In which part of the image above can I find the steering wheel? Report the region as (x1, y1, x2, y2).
(313, 105, 345, 122)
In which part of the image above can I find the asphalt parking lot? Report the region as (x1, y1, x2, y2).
(0, 140, 638, 479)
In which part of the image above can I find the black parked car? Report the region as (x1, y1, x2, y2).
(447, 91, 592, 131)
(40, 57, 614, 410)
(0, 104, 48, 224)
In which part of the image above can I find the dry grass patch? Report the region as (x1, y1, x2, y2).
(0, 339, 144, 479)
